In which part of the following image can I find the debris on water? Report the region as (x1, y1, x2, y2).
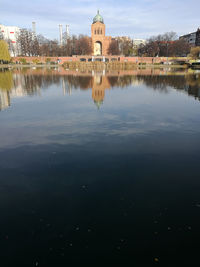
(120, 239, 124, 243)
(82, 185, 87, 189)
(76, 227, 80, 231)
(117, 246, 121, 250)
(69, 243, 73, 247)
(154, 257, 159, 262)
(154, 221, 158, 224)
(35, 261, 39, 266)
(167, 227, 171, 231)
(87, 229, 91, 233)
(188, 226, 192, 230)
(195, 204, 200, 208)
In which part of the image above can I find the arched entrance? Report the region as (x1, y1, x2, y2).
(94, 41, 102, 56)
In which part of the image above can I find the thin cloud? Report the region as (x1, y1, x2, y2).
(0, 0, 199, 39)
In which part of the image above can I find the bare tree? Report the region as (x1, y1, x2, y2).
(108, 39, 120, 55)
(138, 32, 190, 57)
(75, 35, 92, 55)
(16, 28, 40, 56)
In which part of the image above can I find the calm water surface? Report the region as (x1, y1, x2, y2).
(0, 67, 200, 266)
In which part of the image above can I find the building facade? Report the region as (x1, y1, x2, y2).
(91, 11, 112, 56)
(179, 28, 200, 47)
(0, 24, 20, 56)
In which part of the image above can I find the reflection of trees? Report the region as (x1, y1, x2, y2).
(136, 75, 200, 100)
(63, 76, 92, 90)
(0, 69, 13, 91)
(63, 73, 197, 102)
(185, 74, 200, 100)
(1, 69, 200, 111)
(137, 75, 187, 91)
(0, 69, 12, 110)
(108, 74, 200, 100)
(16, 74, 61, 96)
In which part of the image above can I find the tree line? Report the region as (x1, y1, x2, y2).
(18, 29, 93, 56)
(137, 32, 190, 57)
(0, 28, 92, 57)
(108, 32, 191, 57)
(0, 28, 197, 57)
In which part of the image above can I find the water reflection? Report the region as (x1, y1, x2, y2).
(1, 67, 200, 266)
(1, 67, 200, 111)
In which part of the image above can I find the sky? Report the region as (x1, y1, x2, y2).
(1, 0, 200, 40)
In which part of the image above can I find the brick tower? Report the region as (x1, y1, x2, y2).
(91, 10, 111, 56)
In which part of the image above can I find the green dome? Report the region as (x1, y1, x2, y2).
(93, 10, 104, 24)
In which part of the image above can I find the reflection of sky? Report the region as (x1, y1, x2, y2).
(1, 72, 200, 267)
(1, 80, 200, 157)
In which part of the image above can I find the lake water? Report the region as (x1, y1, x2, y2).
(0, 67, 200, 266)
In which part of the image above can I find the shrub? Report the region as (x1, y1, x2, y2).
(45, 58, 51, 63)
(32, 59, 41, 64)
(19, 58, 27, 64)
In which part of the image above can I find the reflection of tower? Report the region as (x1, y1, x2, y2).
(62, 77, 66, 95)
(67, 82, 72, 95)
(92, 73, 111, 108)
(0, 90, 10, 111)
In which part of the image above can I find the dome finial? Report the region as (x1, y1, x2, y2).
(93, 10, 104, 24)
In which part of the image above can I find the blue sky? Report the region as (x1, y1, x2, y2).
(1, 0, 200, 40)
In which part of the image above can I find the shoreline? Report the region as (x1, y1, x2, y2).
(0, 64, 189, 69)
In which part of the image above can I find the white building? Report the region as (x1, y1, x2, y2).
(179, 32, 197, 47)
(0, 24, 20, 56)
(133, 39, 146, 47)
